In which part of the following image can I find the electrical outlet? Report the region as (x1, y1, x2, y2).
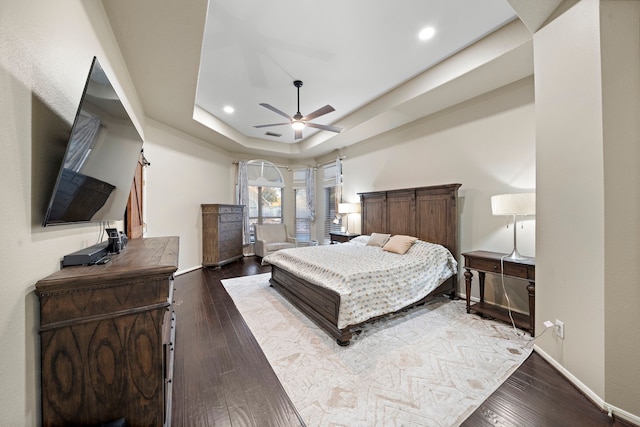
(555, 319, 565, 339)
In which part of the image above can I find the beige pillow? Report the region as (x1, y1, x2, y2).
(382, 235, 418, 255)
(367, 233, 391, 247)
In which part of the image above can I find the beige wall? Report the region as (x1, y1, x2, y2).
(0, 0, 145, 424)
(534, 0, 640, 417)
(341, 78, 536, 310)
(600, 0, 640, 413)
(142, 120, 234, 271)
(535, 0, 607, 396)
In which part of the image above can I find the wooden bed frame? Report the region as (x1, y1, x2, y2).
(270, 183, 461, 345)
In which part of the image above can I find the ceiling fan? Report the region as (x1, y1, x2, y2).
(254, 80, 343, 140)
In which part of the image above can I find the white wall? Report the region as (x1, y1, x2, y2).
(600, 0, 640, 414)
(0, 0, 145, 424)
(535, 0, 607, 400)
(341, 77, 536, 311)
(535, 0, 640, 417)
(143, 120, 234, 271)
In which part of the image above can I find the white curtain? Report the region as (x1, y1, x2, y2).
(237, 160, 250, 245)
(306, 167, 315, 222)
(334, 157, 343, 224)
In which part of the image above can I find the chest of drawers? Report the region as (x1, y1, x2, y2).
(36, 237, 179, 426)
(202, 204, 244, 267)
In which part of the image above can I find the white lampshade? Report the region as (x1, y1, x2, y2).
(338, 203, 359, 214)
(291, 120, 305, 130)
(491, 193, 535, 216)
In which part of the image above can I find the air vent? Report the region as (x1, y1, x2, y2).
(265, 131, 282, 137)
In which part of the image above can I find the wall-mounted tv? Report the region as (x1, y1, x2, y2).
(43, 57, 143, 226)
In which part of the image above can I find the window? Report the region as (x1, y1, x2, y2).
(249, 186, 282, 223)
(294, 188, 311, 241)
(247, 160, 284, 242)
(324, 187, 341, 244)
(322, 160, 342, 244)
(293, 169, 311, 241)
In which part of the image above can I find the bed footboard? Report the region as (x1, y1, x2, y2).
(270, 265, 353, 345)
(270, 265, 457, 346)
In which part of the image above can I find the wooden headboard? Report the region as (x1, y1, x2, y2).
(358, 183, 461, 258)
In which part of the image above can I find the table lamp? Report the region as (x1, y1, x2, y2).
(491, 193, 535, 260)
(338, 203, 359, 234)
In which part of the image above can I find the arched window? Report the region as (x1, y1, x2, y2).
(247, 160, 285, 234)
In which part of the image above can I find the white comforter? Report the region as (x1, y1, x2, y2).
(262, 236, 458, 329)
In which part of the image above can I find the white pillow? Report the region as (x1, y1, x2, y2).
(367, 233, 391, 247)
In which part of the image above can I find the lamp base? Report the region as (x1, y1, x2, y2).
(506, 248, 530, 261)
(505, 215, 531, 261)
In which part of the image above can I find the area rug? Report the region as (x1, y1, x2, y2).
(222, 273, 533, 427)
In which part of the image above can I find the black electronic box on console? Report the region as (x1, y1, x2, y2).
(62, 230, 128, 267)
(62, 242, 109, 267)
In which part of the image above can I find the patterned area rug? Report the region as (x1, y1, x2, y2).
(222, 273, 533, 427)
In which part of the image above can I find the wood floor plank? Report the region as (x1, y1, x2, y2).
(206, 272, 304, 426)
(219, 371, 258, 427)
(171, 263, 304, 426)
(173, 272, 233, 427)
(462, 352, 636, 427)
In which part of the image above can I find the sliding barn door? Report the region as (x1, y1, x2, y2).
(126, 157, 144, 239)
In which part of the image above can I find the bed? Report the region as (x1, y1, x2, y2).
(264, 183, 461, 345)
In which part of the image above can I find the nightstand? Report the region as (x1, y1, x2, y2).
(462, 250, 535, 336)
(329, 231, 361, 244)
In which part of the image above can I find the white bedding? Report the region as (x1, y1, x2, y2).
(262, 236, 458, 329)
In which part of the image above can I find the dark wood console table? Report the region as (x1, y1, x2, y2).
(463, 250, 535, 336)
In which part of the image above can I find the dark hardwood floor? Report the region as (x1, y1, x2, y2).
(171, 257, 304, 426)
(172, 256, 635, 427)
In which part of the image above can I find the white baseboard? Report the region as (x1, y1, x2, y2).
(175, 265, 202, 276)
(533, 345, 640, 426)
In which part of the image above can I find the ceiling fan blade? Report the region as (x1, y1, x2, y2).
(254, 122, 290, 128)
(303, 104, 335, 121)
(294, 129, 303, 140)
(259, 103, 292, 120)
(306, 122, 343, 133)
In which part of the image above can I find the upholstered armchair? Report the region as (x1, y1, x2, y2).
(254, 224, 297, 258)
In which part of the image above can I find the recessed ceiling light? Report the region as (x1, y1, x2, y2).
(223, 105, 234, 114)
(418, 27, 435, 41)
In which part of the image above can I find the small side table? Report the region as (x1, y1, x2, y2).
(329, 231, 361, 244)
(462, 250, 536, 336)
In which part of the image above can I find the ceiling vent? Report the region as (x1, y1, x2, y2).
(265, 131, 282, 137)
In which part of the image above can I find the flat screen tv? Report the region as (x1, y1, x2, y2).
(43, 57, 143, 226)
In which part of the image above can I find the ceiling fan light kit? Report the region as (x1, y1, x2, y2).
(255, 80, 343, 140)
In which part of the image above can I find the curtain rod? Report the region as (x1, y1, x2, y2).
(231, 161, 302, 171)
(232, 155, 346, 170)
(316, 155, 346, 168)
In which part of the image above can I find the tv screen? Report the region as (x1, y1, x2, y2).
(43, 57, 143, 226)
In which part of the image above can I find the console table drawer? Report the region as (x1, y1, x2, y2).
(466, 257, 501, 273)
(466, 255, 534, 281)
